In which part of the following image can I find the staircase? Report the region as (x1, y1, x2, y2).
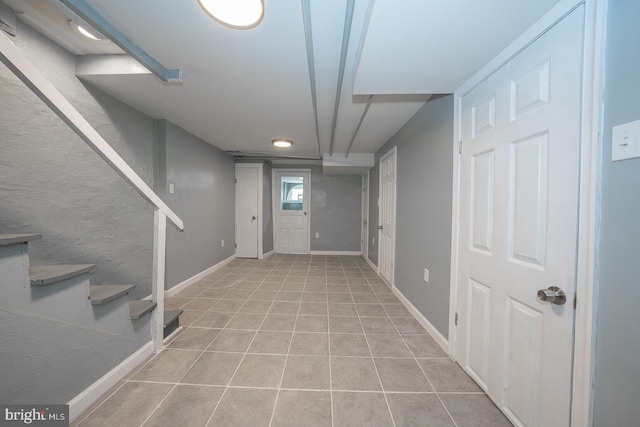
(0, 233, 182, 405)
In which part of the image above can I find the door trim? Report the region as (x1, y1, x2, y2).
(378, 146, 397, 288)
(448, 1, 605, 426)
(272, 168, 311, 254)
(235, 163, 264, 259)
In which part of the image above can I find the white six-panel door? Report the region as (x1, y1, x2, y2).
(456, 7, 584, 427)
(235, 164, 260, 258)
(378, 148, 396, 285)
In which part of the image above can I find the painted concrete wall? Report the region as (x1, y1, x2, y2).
(0, 21, 154, 299)
(309, 166, 362, 252)
(161, 121, 236, 288)
(593, 1, 640, 425)
(370, 95, 454, 336)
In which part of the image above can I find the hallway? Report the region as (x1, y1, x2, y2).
(72, 255, 511, 426)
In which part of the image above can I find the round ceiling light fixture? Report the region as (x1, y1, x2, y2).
(197, 0, 264, 29)
(272, 138, 293, 148)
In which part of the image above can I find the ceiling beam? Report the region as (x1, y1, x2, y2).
(301, 0, 322, 157)
(59, 0, 182, 83)
(328, 0, 356, 156)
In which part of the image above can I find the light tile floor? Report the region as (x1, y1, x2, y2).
(73, 255, 512, 427)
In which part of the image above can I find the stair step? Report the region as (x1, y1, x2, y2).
(89, 284, 135, 305)
(128, 300, 157, 320)
(0, 233, 42, 245)
(30, 264, 95, 286)
(164, 309, 183, 338)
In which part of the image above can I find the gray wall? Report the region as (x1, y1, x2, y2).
(310, 166, 362, 251)
(593, 1, 640, 425)
(161, 121, 236, 288)
(371, 95, 454, 336)
(0, 21, 154, 299)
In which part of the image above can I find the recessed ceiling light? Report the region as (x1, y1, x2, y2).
(69, 20, 106, 41)
(272, 138, 293, 148)
(197, 0, 264, 29)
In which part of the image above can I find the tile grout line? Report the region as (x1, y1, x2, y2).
(267, 260, 304, 427)
(349, 264, 397, 427)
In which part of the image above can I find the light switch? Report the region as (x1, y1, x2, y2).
(169, 182, 175, 194)
(612, 120, 640, 161)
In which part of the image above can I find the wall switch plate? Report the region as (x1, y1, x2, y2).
(169, 182, 175, 194)
(372, 237, 375, 245)
(315, 233, 319, 238)
(424, 268, 430, 283)
(221, 240, 224, 247)
(612, 120, 640, 161)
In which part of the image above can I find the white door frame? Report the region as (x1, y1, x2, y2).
(448, 1, 606, 426)
(361, 171, 370, 260)
(235, 163, 264, 259)
(272, 168, 311, 254)
(378, 147, 397, 287)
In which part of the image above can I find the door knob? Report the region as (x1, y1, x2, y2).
(251, 216, 256, 221)
(304, 211, 307, 216)
(378, 225, 383, 230)
(537, 286, 567, 305)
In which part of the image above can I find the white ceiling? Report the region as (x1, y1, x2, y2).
(4, 0, 561, 161)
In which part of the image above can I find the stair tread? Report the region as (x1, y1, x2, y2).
(129, 300, 157, 319)
(0, 233, 42, 246)
(30, 264, 95, 286)
(90, 284, 135, 305)
(164, 309, 183, 328)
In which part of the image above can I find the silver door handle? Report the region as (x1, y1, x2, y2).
(537, 286, 566, 305)
(251, 216, 256, 221)
(378, 225, 383, 230)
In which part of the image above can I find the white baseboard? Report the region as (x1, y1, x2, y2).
(363, 255, 378, 273)
(165, 254, 237, 298)
(391, 285, 449, 355)
(68, 341, 154, 421)
(263, 250, 275, 258)
(310, 250, 361, 256)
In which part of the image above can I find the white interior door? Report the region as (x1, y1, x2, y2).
(361, 172, 369, 259)
(275, 170, 310, 254)
(235, 164, 259, 258)
(455, 8, 584, 427)
(378, 148, 396, 285)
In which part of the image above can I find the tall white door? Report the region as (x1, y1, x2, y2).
(378, 148, 396, 285)
(361, 172, 369, 259)
(235, 164, 260, 258)
(275, 170, 310, 254)
(455, 8, 583, 427)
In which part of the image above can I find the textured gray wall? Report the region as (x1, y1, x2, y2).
(371, 96, 454, 336)
(262, 162, 274, 254)
(594, 1, 640, 425)
(309, 166, 362, 251)
(0, 22, 154, 299)
(162, 121, 236, 287)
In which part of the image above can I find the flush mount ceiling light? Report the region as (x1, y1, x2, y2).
(272, 138, 293, 148)
(68, 20, 106, 41)
(197, 0, 264, 29)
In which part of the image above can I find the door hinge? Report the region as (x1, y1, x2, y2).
(234, 242, 237, 248)
(234, 178, 238, 184)
(573, 293, 577, 309)
(455, 312, 458, 326)
(458, 140, 463, 154)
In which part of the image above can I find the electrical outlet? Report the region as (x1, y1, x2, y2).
(221, 240, 224, 247)
(315, 233, 320, 238)
(423, 268, 430, 283)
